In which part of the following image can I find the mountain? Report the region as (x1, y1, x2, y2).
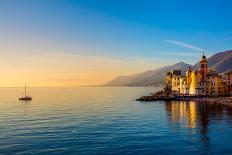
(104, 62, 192, 87)
(104, 50, 232, 87)
(193, 50, 232, 73)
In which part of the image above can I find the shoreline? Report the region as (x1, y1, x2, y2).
(137, 95, 232, 107)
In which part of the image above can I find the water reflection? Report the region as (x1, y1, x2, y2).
(20, 100, 31, 115)
(1, 87, 232, 154)
(165, 101, 198, 128)
(165, 101, 231, 129)
(165, 101, 232, 153)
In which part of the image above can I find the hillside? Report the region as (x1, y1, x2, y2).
(104, 50, 232, 87)
(193, 50, 232, 73)
(105, 62, 192, 87)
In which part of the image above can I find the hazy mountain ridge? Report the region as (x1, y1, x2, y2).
(193, 50, 232, 73)
(104, 50, 232, 87)
(105, 62, 192, 87)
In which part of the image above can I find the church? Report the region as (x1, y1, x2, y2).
(166, 55, 232, 96)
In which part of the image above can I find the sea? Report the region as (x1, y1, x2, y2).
(0, 87, 232, 155)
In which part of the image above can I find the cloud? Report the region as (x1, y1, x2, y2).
(164, 39, 207, 52)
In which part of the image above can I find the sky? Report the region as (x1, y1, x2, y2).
(0, 0, 232, 87)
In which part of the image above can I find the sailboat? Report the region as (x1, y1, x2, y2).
(19, 84, 32, 101)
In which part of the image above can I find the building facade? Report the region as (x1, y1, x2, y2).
(166, 55, 232, 96)
(226, 71, 232, 95)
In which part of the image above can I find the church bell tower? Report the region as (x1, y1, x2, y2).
(200, 54, 208, 81)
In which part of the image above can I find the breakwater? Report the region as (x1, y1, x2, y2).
(136, 91, 232, 107)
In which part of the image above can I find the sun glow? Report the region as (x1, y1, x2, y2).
(0, 47, 163, 87)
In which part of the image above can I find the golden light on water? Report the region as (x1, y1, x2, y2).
(188, 101, 197, 128)
(167, 101, 197, 129)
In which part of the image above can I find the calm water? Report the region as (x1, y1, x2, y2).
(0, 87, 232, 155)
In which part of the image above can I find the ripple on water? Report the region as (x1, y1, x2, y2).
(0, 87, 232, 154)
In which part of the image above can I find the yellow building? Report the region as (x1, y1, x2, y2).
(226, 71, 232, 95)
(166, 55, 232, 96)
(189, 70, 202, 95)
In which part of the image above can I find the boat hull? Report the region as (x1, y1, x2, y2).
(19, 96, 32, 100)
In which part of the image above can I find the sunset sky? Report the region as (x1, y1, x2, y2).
(0, 0, 232, 87)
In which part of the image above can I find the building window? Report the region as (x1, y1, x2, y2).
(201, 64, 204, 68)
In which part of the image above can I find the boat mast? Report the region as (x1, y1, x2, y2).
(25, 84, 26, 96)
